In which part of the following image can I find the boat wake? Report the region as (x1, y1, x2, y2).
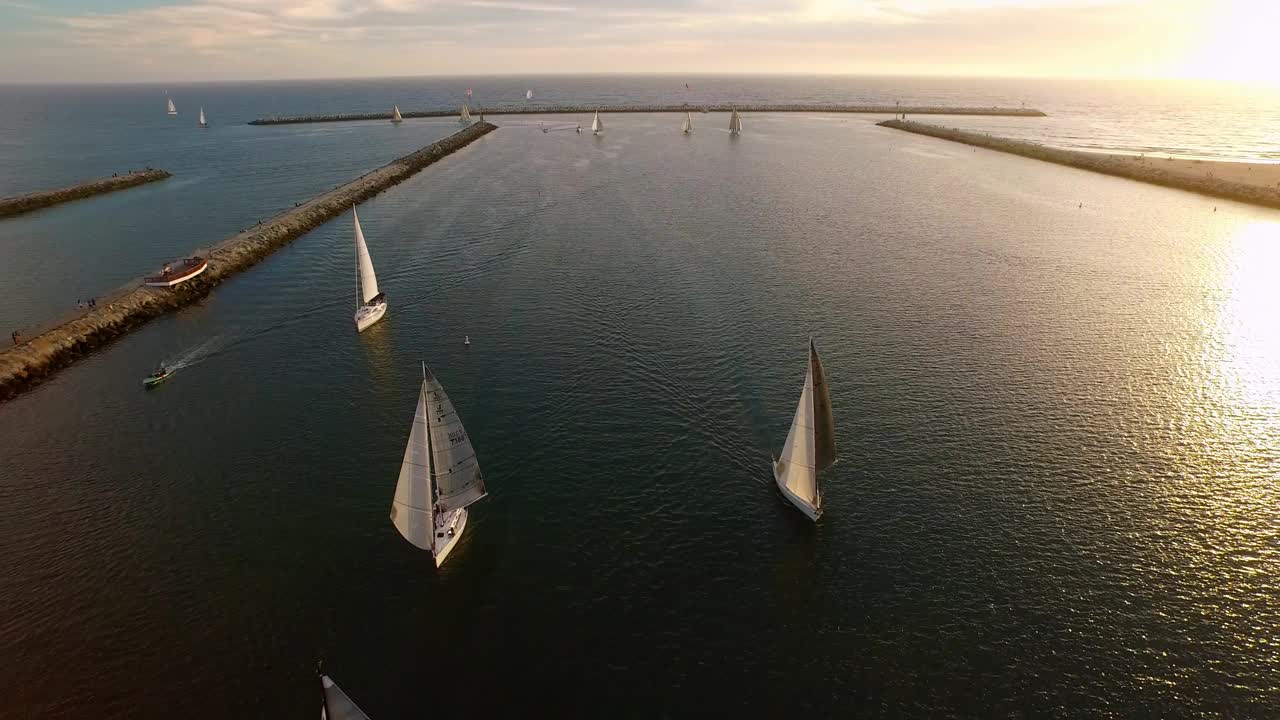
(164, 335, 226, 372)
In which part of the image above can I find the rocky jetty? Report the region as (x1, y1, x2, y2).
(877, 119, 1280, 210)
(250, 104, 1046, 125)
(0, 122, 497, 402)
(0, 169, 172, 218)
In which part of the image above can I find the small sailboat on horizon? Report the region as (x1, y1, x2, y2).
(771, 338, 836, 521)
(391, 105, 403, 124)
(682, 111, 693, 134)
(319, 672, 371, 720)
(166, 96, 177, 116)
(729, 108, 743, 135)
(352, 207, 387, 333)
(390, 363, 489, 568)
(198, 107, 207, 128)
(591, 110, 603, 135)
(526, 89, 534, 100)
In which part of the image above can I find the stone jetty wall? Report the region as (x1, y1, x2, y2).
(0, 122, 497, 402)
(0, 169, 172, 218)
(250, 104, 1046, 125)
(876, 119, 1280, 210)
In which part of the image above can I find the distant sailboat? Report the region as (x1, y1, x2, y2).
(459, 104, 472, 124)
(682, 111, 693, 134)
(319, 673, 371, 720)
(390, 363, 489, 568)
(729, 108, 743, 135)
(526, 89, 534, 100)
(391, 105, 403, 124)
(352, 207, 387, 333)
(198, 107, 207, 128)
(771, 338, 836, 521)
(167, 97, 177, 116)
(591, 110, 603, 135)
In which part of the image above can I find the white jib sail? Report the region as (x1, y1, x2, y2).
(392, 105, 402, 122)
(591, 111, 602, 132)
(778, 360, 819, 507)
(424, 368, 487, 512)
(391, 379, 434, 551)
(353, 209, 379, 304)
(321, 675, 372, 720)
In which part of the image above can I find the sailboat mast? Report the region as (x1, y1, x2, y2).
(353, 208, 360, 310)
(422, 363, 437, 554)
(319, 671, 331, 720)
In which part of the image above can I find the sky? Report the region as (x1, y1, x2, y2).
(0, 0, 1275, 84)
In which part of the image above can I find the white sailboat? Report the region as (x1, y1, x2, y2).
(391, 105, 403, 124)
(167, 97, 177, 116)
(390, 363, 489, 568)
(729, 108, 743, 135)
(591, 110, 603, 135)
(771, 338, 836, 521)
(319, 674, 371, 720)
(458, 104, 472, 124)
(198, 107, 207, 128)
(682, 111, 693, 134)
(352, 207, 387, 333)
(526, 89, 534, 100)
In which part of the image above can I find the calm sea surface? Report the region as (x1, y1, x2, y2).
(1, 77, 1278, 717)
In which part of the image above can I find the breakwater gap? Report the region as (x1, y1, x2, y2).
(877, 119, 1280, 210)
(0, 122, 498, 403)
(249, 104, 1046, 125)
(0, 169, 171, 218)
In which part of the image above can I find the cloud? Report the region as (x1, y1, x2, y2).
(0, 0, 1229, 82)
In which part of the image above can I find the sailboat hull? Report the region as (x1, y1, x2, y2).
(772, 460, 822, 521)
(433, 507, 468, 567)
(355, 300, 387, 332)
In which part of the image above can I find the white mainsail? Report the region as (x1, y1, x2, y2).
(424, 368, 487, 512)
(729, 109, 742, 134)
(391, 377, 434, 550)
(591, 111, 603, 134)
(682, 111, 692, 133)
(198, 107, 207, 127)
(774, 339, 836, 516)
(526, 89, 534, 100)
(167, 97, 177, 115)
(320, 675, 371, 720)
(353, 208, 379, 305)
(391, 105, 403, 123)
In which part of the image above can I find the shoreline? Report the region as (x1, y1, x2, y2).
(0, 169, 171, 218)
(0, 122, 497, 403)
(249, 104, 1046, 125)
(877, 119, 1280, 210)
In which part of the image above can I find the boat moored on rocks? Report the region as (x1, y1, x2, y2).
(144, 257, 208, 287)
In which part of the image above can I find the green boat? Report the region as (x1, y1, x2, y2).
(142, 366, 170, 388)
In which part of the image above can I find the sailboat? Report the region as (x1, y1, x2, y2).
(352, 207, 387, 333)
(390, 363, 489, 568)
(591, 110, 603, 135)
(729, 108, 743, 135)
(198, 107, 207, 128)
(458, 104, 472, 124)
(526, 89, 534, 100)
(167, 96, 177, 116)
(682, 111, 693, 134)
(391, 105, 403, 124)
(319, 673, 371, 720)
(771, 338, 836, 521)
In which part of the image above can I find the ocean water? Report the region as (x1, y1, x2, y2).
(1, 78, 1279, 717)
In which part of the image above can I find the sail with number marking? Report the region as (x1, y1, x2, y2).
(423, 367, 487, 512)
